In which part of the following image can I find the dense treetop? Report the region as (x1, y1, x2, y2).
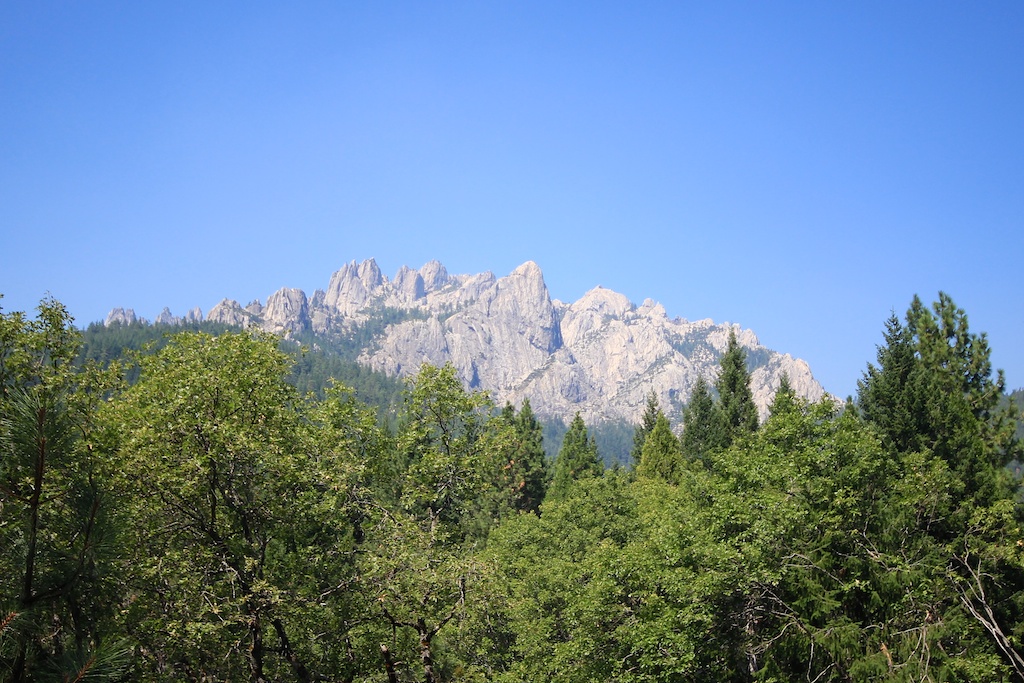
(2, 291, 1023, 682)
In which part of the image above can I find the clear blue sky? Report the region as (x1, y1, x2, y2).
(2, 2, 1022, 399)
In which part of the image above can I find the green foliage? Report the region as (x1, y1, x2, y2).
(0, 297, 125, 682)
(631, 390, 660, 466)
(679, 333, 758, 466)
(853, 292, 1024, 680)
(635, 412, 685, 484)
(714, 329, 759, 445)
(548, 413, 602, 499)
(358, 363, 521, 683)
(5, 291, 1024, 682)
(591, 419, 636, 468)
(767, 372, 796, 420)
(546, 417, 634, 469)
(503, 398, 547, 513)
(79, 318, 405, 418)
(858, 313, 925, 454)
(1008, 388, 1024, 441)
(680, 375, 719, 463)
(107, 330, 360, 681)
(482, 471, 647, 682)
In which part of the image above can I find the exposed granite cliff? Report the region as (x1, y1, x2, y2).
(107, 259, 828, 424)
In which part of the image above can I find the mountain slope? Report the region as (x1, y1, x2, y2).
(107, 259, 828, 425)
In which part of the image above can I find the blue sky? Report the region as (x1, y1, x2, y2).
(2, 2, 1022, 399)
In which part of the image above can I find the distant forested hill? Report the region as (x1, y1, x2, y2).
(79, 320, 405, 416)
(79, 320, 641, 463)
(1009, 388, 1024, 440)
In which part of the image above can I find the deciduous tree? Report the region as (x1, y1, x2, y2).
(109, 331, 353, 681)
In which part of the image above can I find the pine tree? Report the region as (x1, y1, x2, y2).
(513, 398, 547, 512)
(860, 295, 1019, 501)
(906, 293, 1016, 501)
(856, 293, 1024, 676)
(768, 372, 798, 420)
(857, 313, 926, 453)
(680, 375, 720, 462)
(631, 390, 660, 467)
(715, 329, 758, 445)
(636, 412, 685, 484)
(549, 413, 602, 499)
(0, 298, 128, 682)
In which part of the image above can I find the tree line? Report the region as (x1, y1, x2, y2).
(1, 291, 1022, 681)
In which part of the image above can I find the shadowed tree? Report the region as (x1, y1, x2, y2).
(0, 297, 128, 682)
(549, 413, 602, 499)
(511, 398, 548, 513)
(631, 390, 661, 468)
(635, 411, 685, 484)
(714, 329, 759, 446)
(680, 376, 720, 463)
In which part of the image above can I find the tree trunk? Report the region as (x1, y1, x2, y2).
(272, 617, 312, 682)
(381, 644, 399, 683)
(418, 618, 440, 683)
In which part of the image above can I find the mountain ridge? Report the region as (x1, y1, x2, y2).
(105, 259, 828, 425)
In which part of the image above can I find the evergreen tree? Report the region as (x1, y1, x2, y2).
(680, 375, 720, 462)
(0, 297, 128, 682)
(512, 398, 548, 512)
(630, 390, 660, 467)
(714, 329, 758, 445)
(856, 293, 1024, 677)
(860, 294, 1019, 504)
(549, 413, 602, 499)
(857, 313, 926, 453)
(767, 372, 798, 420)
(635, 411, 685, 484)
(905, 293, 1017, 500)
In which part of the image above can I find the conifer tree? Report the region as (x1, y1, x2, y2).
(636, 412, 685, 484)
(549, 412, 601, 499)
(680, 375, 720, 462)
(714, 329, 758, 445)
(512, 398, 547, 512)
(861, 294, 1019, 504)
(768, 372, 798, 420)
(631, 390, 661, 467)
(857, 313, 926, 453)
(0, 298, 128, 683)
(856, 293, 1024, 676)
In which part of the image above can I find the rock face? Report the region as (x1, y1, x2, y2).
(263, 288, 310, 335)
(206, 299, 257, 328)
(105, 259, 829, 424)
(105, 308, 143, 326)
(365, 261, 561, 393)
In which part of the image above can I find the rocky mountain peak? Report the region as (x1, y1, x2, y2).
(105, 259, 829, 425)
(419, 260, 450, 293)
(324, 260, 380, 315)
(263, 288, 310, 335)
(393, 266, 425, 302)
(105, 307, 142, 326)
(358, 258, 384, 290)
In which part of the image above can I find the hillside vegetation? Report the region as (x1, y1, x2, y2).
(1, 292, 1022, 682)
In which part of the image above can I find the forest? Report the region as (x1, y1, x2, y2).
(1, 291, 1022, 682)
